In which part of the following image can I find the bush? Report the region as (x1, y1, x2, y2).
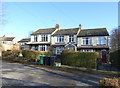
(2, 51, 12, 57)
(2, 50, 20, 57)
(61, 50, 99, 69)
(22, 50, 53, 61)
(100, 78, 120, 87)
(110, 50, 120, 69)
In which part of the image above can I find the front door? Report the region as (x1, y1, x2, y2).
(101, 50, 107, 63)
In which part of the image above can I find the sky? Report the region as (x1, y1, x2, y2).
(1, 2, 118, 41)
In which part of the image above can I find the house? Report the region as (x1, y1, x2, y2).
(27, 25, 57, 51)
(77, 28, 109, 52)
(28, 24, 109, 56)
(18, 38, 30, 50)
(51, 24, 81, 54)
(0, 35, 19, 51)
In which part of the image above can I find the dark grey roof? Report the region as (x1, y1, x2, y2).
(53, 28, 79, 35)
(31, 28, 56, 35)
(18, 38, 30, 42)
(78, 28, 109, 37)
(3, 37, 15, 41)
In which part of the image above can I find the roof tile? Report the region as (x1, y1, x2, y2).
(78, 28, 109, 37)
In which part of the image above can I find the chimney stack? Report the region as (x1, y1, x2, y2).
(3, 35, 6, 37)
(77, 24, 82, 35)
(55, 24, 60, 30)
(79, 24, 82, 30)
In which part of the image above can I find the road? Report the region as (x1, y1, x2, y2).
(2, 61, 114, 86)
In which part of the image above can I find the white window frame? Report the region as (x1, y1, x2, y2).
(57, 36, 64, 43)
(98, 36, 106, 45)
(34, 35, 38, 42)
(83, 37, 92, 45)
(81, 49, 95, 52)
(69, 35, 74, 42)
(56, 47, 64, 54)
(39, 45, 48, 51)
(41, 35, 48, 42)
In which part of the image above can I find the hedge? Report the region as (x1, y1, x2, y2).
(110, 50, 120, 69)
(22, 50, 53, 61)
(61, 50, 99, 69)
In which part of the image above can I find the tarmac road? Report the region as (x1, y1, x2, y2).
(1, 60, 114, 87)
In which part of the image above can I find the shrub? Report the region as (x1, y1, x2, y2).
(2, 51, 12, 57)
(22, 50, 53, 61)
(2, 50, 20, 57)
(100, 78, 120, 87)
(61, 50, 99, 69)
(110, 50, 120, 69)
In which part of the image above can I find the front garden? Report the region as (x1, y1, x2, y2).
(2, 50, 120, 87)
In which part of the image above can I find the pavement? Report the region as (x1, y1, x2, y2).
(1, 60, 116, 87)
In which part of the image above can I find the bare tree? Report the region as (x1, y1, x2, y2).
(110, 27, 120, 52)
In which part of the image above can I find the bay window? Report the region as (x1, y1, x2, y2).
(98, 37, 106, 45)
(34, 35, 38, 42)
(83, 37, 92, 45)
(41, 35, 48, 42)
(69, 35, 74, 42)
(57, 36, 64, 43)
(39, 45, 48, 51)
(56, 47, 64, 54)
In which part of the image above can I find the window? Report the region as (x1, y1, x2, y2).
(31, 46, 35, 50)
(83, 37, 92, 45)
(56, 47, 64, 54)
(35, 46, 38, 50)
(81, 49, 95, 52)
(39, 45, 48, 51)
(98, 37, 106, 44)
(69, 35, 74, 42)
(57, 36, 64, 43)
(41, 35, 48, 42)
(34, 35, 38, 42)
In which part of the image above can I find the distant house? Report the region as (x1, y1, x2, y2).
(18, 38, 30, 50)
(28, 24, 109, 56)
(0, 35, 19, 51)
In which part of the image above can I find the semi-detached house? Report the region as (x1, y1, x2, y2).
(27, 24, 109, 55)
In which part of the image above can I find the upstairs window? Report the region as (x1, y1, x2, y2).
(98, 37, 106, 44)
(57, 36, 64, 43)
(34, 35, 38, 42)
(41, 35, 48, 42)
(69, 35, 74, 42)
(83, 37, 92, 45)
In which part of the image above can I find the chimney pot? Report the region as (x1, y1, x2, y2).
(55, 24, 60, 29)
(79, 24, 82, 29)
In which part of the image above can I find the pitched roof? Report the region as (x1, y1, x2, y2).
(3, 37, 15, 41)
(78, 28, 109, 37)
(53, 28, 79, 35)
(18, 38, 30, 42)
(31, 28, 56, 35)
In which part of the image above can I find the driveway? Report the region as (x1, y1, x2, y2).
(1, 60, 114, 86)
